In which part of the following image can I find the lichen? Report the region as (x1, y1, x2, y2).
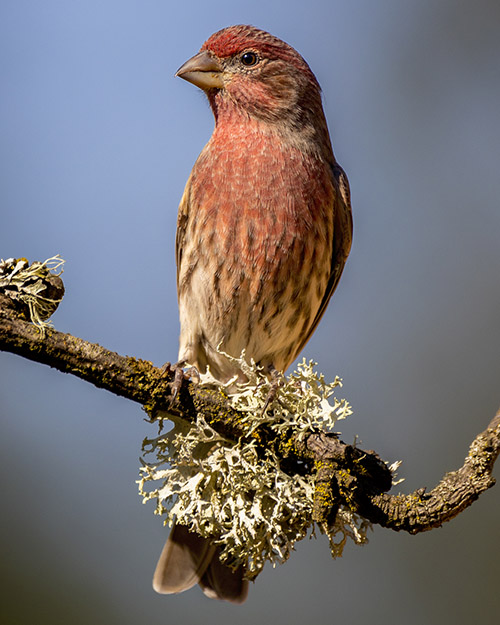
(138, 357, 372, 579)
(0, 255, 65, 335)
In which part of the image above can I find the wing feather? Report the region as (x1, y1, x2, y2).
(175, 174, 193, 290)
(292, 163, 353, 358)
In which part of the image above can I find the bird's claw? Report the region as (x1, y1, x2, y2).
(261, 366, 284, 415)
(158, 361, 199, 408)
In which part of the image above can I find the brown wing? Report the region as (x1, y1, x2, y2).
(175, 174, 192, 291)
(292, 163, 353, 358)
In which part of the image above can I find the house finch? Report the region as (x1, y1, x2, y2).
(153, 24, 352, 603)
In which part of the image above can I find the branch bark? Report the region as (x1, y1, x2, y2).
(1, 279, 499, 536)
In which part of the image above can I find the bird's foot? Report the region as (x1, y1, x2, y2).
(158, 361, 200, 408)
(261, 365, 284, 415)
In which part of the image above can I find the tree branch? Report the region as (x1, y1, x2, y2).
(0, 291, 162, 406)
(1, 271, 499, 536)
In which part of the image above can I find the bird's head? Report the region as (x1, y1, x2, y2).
(176, 25, 325, 133)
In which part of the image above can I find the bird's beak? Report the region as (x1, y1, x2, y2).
(175, 50, 224, 90)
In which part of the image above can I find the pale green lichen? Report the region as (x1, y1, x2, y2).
(0, 255, 64, 334)
(138, 358, 373, 579)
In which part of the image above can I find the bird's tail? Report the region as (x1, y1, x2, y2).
(153, 523, 249, 603)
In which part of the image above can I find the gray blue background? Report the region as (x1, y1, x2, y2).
(1, 1, 499, 624)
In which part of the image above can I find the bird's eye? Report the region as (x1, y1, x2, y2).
(240, 52, 258, 67)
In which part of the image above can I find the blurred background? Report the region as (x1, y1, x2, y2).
(1, 1, 499, 624)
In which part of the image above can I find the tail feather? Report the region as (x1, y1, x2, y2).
(199, 546, 249, 603)
(153, 523, 249, 603)
(153, 523, 215, 594)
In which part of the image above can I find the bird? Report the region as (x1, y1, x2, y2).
(153, 24, 353, 603)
